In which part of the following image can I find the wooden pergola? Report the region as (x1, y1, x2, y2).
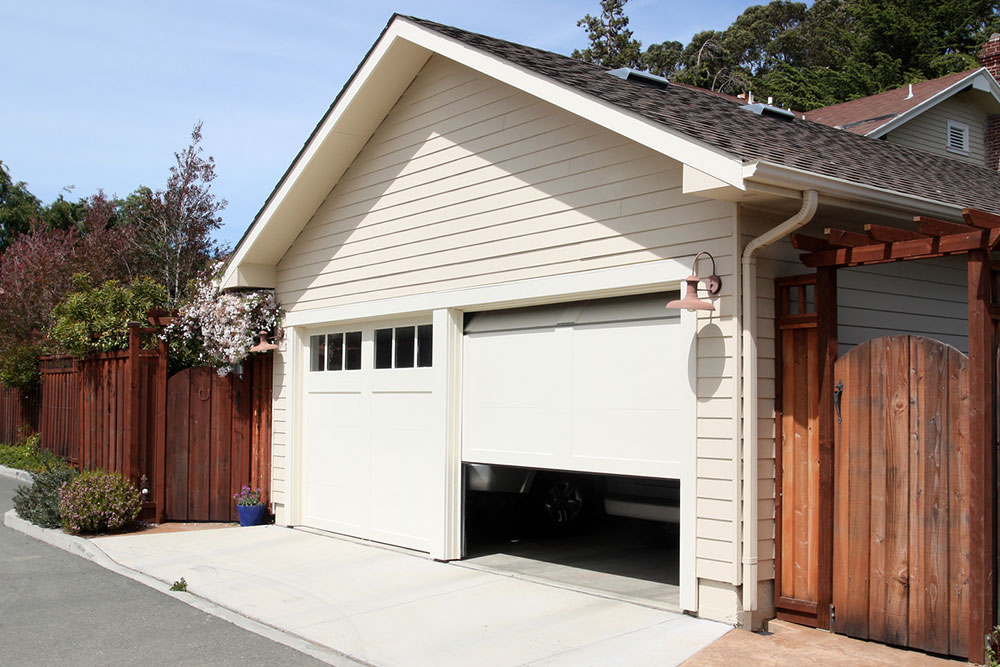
(782, 207, 998, 663)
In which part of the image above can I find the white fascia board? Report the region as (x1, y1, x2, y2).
(221, 28, 431, 290)
(743, 160, 964, 221)
(284, 257, 693, 329)
(391, 19, 745, 188)
(866, 69, 1000, 138)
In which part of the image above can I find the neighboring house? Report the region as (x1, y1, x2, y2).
(222, 15, 1000, 661)
(805, 34, 1000, 171)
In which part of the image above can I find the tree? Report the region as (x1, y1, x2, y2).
(0, 161, 41, 252)
(120, 122, 226, 304)
(572, 0, 644, 69)
(573, 0, 1000, 110)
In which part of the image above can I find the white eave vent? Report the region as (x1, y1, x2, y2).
(946, 119, 970, 155)
(740, 102, 796, 121)
(607, 67, 669, 90)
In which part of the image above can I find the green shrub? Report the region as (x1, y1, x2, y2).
(0, 344, 44, 389)
(49, 274, 168, 358)
(13, 467, 79, 528)
(0, 433, 69, 473)
(59, 469, 142, 535)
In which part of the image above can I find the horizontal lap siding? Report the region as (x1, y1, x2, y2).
(885, 94, 987, 168)
(273, 55, 740, 582)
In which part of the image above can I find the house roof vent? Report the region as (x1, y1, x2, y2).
(740, 102, 796, 121)
(607, 67, 670, 90)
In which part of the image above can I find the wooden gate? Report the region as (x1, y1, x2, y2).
(833, 335, 970, 658)
(164, 355, 272, 522)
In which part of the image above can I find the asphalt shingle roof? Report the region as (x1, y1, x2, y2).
(803, 70, 979, 136)
(403, 16, 1000, 216)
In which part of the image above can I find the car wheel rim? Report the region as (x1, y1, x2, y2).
(543, 481, 583, 525)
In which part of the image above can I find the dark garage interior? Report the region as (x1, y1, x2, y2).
(461, 463, 680, 609)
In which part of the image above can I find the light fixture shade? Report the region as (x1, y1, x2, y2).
(667, 276, 716, 311)
(248, 330, 279, 353)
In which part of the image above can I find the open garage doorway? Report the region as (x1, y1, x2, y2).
(461, 463, 681, 610)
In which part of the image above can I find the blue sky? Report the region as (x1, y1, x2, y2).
(1, 0, 758, 247)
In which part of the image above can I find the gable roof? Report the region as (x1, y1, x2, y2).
(223, 14, 1000, 289)
(405, 17, 1000, 210)
(803, 68, 1000, 136)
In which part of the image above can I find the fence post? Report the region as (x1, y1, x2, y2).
(125, 324, 141, 486)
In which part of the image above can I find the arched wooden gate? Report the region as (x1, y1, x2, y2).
(774, 208, 998, 663)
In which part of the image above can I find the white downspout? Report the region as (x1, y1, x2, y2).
(741, 189, 818, 614)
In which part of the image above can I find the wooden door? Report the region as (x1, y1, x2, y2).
(833, 336, 970, 658)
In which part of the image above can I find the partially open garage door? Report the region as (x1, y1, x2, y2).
(301, 319, 437, 552)
(462, 292, 689, 478)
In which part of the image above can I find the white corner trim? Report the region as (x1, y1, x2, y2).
(392, 19, 745, 189)
(866, 68, 1000, 138)
(679, 306, 698, 612)
(284, 258, 694, 329)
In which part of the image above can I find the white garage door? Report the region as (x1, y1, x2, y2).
(302, 319, 437, 552)
(463, 293, 690, 479)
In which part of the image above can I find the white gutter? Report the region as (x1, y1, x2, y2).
(741, 189, 818, 614)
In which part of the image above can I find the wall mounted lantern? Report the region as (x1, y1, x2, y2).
(248, 330, 279, 353)
(666, 251, 722, 312)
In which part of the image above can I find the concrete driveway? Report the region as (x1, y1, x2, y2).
(89, 525, 729, 667)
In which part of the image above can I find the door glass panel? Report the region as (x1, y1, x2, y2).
(310, 335, 325, 372)
(417, 324, 433, 367)
(327, 332, 344, 371)
(345, 331, 362, 370)
(375, 328, 393, 369)
(395, 326, 415, 368)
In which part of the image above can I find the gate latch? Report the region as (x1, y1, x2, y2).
(833, 381, 844, 423)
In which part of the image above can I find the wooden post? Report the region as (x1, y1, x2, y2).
(967, 249, 995, 664)
(154, 337, 168, 523)
(815, 267, 838, 629)
(124, 325, 141, 485)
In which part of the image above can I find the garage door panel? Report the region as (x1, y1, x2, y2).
(572, 321, 679, 410)
(302, 318, 436, 553)
(573, 407, 683, 466)
(463, 406, 571, 457)
(463, 293, 689, 478)
(464, 329, 571, 408)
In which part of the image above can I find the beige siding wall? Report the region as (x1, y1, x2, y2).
(271, 55, 742, 587)
(885, 93, 987, 167)
(744, 205, 968, 586)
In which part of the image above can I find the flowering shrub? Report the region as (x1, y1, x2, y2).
(164, 266, 282, 375)
(59, 469, 142, 534)
(13, 467, 78, 529)
(233, 485, 263, 506)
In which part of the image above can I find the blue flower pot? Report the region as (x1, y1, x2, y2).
(236, 504, 269, 526)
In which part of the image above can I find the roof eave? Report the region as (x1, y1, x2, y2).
(743, 160, 965, 221)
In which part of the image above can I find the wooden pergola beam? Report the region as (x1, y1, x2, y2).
(864, 224, 929, 242)
(914, 216, 971, 236)
(963, 207, 1000, 229)
(791, 234, 832, 251)
(801, 228, 999, 268)
(825, 228, 870, 247)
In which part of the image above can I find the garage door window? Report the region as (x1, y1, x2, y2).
(374, 324, 433, 369)
(310, 331, 361, 372)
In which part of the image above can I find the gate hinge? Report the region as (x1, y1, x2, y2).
(829, 603, 836, 630)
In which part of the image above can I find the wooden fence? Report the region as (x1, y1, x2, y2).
(0, 385, 39, 444)
(28, 325, 273, 522)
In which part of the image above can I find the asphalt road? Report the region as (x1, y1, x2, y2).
(0, 474, 331, 666)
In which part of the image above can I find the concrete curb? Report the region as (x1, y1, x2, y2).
(3, 509, 363, 666)
(0, 465, 34, 483)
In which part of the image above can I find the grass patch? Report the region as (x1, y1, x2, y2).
(0, 433, 70, 473)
